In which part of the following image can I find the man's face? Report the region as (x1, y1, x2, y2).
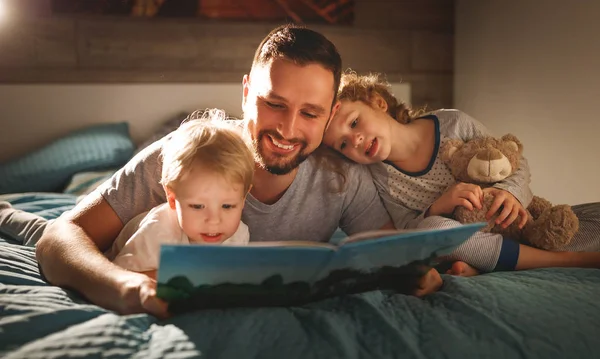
(242, 58, 338, 175)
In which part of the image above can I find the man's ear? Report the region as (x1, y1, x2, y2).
(326, 100, 341, 131)
(164, 186, 177, 210)
(242, 74, 250, 108)
(371, 93, 388, 112)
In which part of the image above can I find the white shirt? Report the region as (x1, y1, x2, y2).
(106, 203, 249, 272)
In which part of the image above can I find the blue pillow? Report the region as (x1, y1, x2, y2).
(0, 122, 134, 194)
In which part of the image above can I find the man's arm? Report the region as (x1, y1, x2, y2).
(339, 164, 393, 234)
(35, 192, 168, 317)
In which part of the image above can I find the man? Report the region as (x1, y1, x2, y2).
(34, 24, 439, 318)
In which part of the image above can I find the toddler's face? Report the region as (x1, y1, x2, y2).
(169, 167, 246, 244)
(323, 100, 392, 164)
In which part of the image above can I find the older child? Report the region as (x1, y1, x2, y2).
(323, 72, 600, 275)
(105, 110, 254, 278)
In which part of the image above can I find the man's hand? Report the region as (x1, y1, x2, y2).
(483, 187, 528, 229)
(427, 182, 484, 217)
(117, 272, 170, 320)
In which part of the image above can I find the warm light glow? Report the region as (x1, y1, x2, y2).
(0, 1, 5, 21)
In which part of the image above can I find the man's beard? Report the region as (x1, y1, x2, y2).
(252, 130, 310, 175)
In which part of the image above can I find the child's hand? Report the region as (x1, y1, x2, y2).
(427, 182, 484, 217)
(483, 187, 528, 229)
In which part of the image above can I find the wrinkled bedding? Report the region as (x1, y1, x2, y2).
(1, 193, 599, 359)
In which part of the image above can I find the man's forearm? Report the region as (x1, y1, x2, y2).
(35, 219, 133, 313)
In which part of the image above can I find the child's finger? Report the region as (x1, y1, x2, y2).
(518, 208, 529, 229)
(501, 208, 520, 228)
(459, 198, 474, 211)
(486, 194, 505, 219)
(463, 191, 481, 209)
(495, 202, 513, 224)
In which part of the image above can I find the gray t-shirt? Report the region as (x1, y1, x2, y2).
(97, 133, 391, 243)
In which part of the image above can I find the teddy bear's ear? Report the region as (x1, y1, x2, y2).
(440, 139, 464, 163)
(501, 134, 523, 154)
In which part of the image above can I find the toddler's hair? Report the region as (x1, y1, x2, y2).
(160, 109, 254, 194)
(337, 71, 425, 124)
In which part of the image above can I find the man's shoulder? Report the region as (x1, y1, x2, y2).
(302, 156, 371, 192)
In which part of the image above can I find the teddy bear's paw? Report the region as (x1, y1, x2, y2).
(525, 205, 580, 250)
(454, 206, 489, 227)
(527, 196, 553, 219)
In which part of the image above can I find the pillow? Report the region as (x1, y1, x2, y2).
(0, 122, 135, 194)
(63, 169, 117, 196)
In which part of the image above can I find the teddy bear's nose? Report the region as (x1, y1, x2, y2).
(476, 148, 503, 161)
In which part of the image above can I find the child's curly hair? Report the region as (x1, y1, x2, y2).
(337, 71, 425, 124)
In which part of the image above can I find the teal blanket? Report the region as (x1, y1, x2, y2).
(1, 193, 599, 358)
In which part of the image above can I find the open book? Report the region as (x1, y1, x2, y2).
(156, 222, 485, 312)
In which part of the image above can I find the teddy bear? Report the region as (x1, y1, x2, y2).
(439, 133, 579, 251)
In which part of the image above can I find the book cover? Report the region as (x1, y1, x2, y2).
(156, 222, 485, 312)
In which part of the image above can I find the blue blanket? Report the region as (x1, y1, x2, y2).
(1, 193, 600, 358)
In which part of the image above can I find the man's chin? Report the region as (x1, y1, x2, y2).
(259, 154, 309, 175)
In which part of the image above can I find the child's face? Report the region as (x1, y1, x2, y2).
(167, 167, 247, 244)
(323, 99, 392, 164)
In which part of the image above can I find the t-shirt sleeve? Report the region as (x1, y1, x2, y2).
(223, 221, 250, 245)
(339, 163, 393, 235)
(95, 138, 167, 226)
(447, 110, 533, 207)
(112, 204, 181, 272)
(112, 215, 163, 272)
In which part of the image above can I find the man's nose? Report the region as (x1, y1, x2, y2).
(277, 110, 298, 139)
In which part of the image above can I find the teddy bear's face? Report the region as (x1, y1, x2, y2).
(440, 134, 523, 184)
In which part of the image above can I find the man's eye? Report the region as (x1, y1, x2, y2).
(350, 119, 358, 128)
(266, 101, 284, 109)
(190, 204, 204, 209)
(302, 111, 317, 119)
(340, 141, 346, 151)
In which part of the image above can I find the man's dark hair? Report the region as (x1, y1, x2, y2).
(252, 24, 342, 102)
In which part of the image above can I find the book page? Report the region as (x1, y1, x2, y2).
(338, 228, 425, 246)
(336, 223, 486, 271)
(245, 241, 337, 250)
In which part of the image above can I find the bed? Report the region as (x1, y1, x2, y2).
(1, 122, 600, 359)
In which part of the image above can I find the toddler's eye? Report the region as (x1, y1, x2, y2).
(189, 204, 204, 210)
(350, 119, 358, 128)
(222, 204, 235, 209)
(340, 141, 347, 151)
